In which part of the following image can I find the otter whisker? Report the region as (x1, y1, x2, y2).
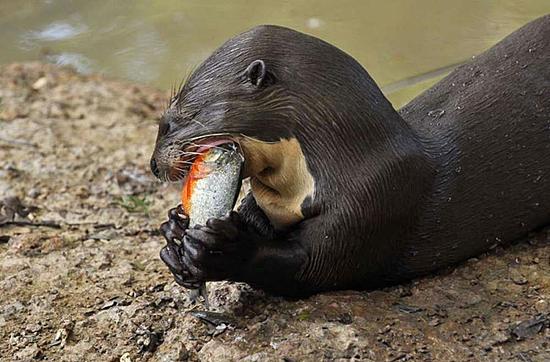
(169, 133, 233, 149)
(171, 157, 195, 163)
(184, 133, 233, 142)
(179, 151, 205, 156)
(170, 150, 200, 159)
(173, 158, 194, 164)
(172, 162, 192, 169)
(171, 169, 188, 176)
(239, 133, 278, 144)
(191, 119, 207, 128)
(187, 142, 234, 152)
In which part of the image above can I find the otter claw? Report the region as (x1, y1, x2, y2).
(168, 205, 188, 222)
(161, 205, 189, 244)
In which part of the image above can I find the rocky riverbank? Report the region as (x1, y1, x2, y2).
(0, 63, 548, 361)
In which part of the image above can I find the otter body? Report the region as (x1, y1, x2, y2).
(399, 23, 550, 277)
(152, 15, 550, 296)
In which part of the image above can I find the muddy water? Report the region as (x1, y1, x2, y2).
(0, 1, 548, 106)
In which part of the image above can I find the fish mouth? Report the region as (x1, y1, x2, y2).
(167, 136, 236, 182)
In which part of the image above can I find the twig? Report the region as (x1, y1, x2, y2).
(124, 228, 160, 237)
(66, 222, 117, 228)
(0, 137, 38, 148)
(0, 220, 61, 229)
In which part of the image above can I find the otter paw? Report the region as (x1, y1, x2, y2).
(159, 244, 202, 289)
(159, 206, 201, 289)
(181, 211, 255, 281)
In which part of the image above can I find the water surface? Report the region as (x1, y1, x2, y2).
(0, 1, 548, 106)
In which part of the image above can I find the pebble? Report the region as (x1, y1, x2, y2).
(32, 77, 48, 90)
(534, 299, 547, 313)
(27, 188, 41, 198)
(51, 328, 69, 348)
(511, 270, 529, 285)
(156, 343, 189, 362)
(120, 352, 132, 362)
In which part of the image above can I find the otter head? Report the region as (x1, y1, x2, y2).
(150, 25, 420, 229)
(150, 25, 320, 229)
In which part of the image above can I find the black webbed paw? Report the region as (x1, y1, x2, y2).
(181, 211, 257, 282)
(159, 206, 201, 289)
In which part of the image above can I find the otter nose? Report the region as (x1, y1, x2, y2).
(150, 158, 160, 178)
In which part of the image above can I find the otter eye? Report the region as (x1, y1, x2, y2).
(245, 59, 267, 87)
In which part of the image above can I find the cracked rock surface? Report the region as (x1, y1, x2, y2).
(0, 63, 548, 361)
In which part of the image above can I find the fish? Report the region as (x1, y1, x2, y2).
(181, 142, 244, 307)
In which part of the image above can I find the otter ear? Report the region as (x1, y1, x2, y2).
(245, 60, 267, 87)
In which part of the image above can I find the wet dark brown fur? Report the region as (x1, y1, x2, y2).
(151, 15, 550, 296)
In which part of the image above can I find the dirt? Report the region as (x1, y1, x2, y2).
(0, 62, 548, 362)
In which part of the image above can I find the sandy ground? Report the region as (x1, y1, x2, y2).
(0, 63, 548, 362)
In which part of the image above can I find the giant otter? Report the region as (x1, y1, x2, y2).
(150, 15, 550, 296)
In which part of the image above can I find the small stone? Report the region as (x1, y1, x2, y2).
(157, 343, 188, 362)
(27, 188, 41, 198)
(51, 328, 69, 347)
(396, 286, 413, 297)
(378, 325, 391, 334)
(120, 352, 132, 362)
(32, 77, 48, 90)
(9, 333, 21, 346)
(75, 185, 90, 198)
(416, 345, 429, 354)
(534, 299, 547, 313)
(510, 270, 528, 285)
(338, 313, 353, 325)
(26, 323, 42, 333)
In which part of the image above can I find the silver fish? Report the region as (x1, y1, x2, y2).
(181, 143, 244, 307)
